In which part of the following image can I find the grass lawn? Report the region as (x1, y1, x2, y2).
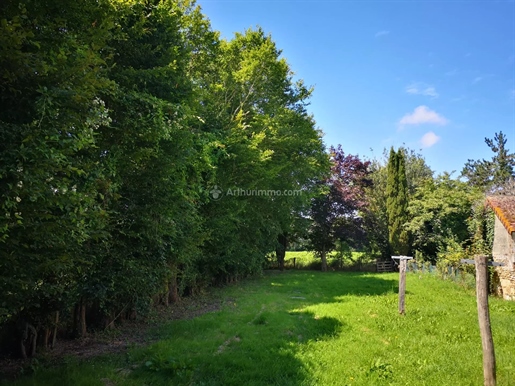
(284, 251, 320, 268)
(283, 251, 369, 270)
(3, 271, 515, 385)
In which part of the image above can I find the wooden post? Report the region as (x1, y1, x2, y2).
(475, 255, 496, 386)
(392, 256, 413, 315)
(398, 259, 407, 314)
(461, 256, 503, 386)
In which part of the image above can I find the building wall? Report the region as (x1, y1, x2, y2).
(492, 216, 515, 300)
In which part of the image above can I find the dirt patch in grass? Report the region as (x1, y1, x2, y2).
(0, 292, 227, 381)
(215, 335, 241, 355)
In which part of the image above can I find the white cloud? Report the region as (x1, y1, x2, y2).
(375, 30, 390, 38)
(450, 95, 465, 103)
(510, 89, 515, 100)
(445, 69, 458, 76)
(420, 132, 441, 148)
(399, 105, 449, 126)
(472, 77, 482, 84)
(405, 85, 418, 94)
(405, 83, 439, 98)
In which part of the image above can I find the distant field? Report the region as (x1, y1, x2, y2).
(283, 251, 370, 270)
(5, 271, 515, 385)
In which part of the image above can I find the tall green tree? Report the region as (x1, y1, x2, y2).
(0, 0, 330, 357)
(197, 27, 327, 277)
(76, 0, 203, 331)
(462, 131, 515, 189)
(407, 173, 481, 263)
(363, 147, 432, 258)
(386, 148, 409, 255)
(0, 0, 115, 356)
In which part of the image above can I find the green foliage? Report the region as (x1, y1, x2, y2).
(77, 0, 204, 321)
(462, 131, 515, 189)
(407, 173, 482, 263)
(436, 238, 469, 267)
(367, 358, 393, 381)
(0, 0, 115, 331)
(361, 160, 390, 259)
(334, 240, 353, 268)
(279, 251, 372, 270)
(468, 199, 495, 255)
(144, 354, 193, 377)
(307, 148, 370, 270)
(0, 0, 328, 356)
(364, 147, 432, 259)
(386, 148, 409, 255)
(197, 26, 327, 279)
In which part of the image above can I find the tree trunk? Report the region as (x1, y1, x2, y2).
(18, 320, 37, 359)
(73, 299, 87, 338)
(321, 250, 328, 272)
(276, 233, 288, 271)
(37, 313, 58, 350)
(37, 328, 50, 349)
(153, 292, 164, 307)
(168, 268, 180, 304)
(50, 311, 59, 348)
(103, 311, 116, 330)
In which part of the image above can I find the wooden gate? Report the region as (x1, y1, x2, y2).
(376, 259, 394, 273)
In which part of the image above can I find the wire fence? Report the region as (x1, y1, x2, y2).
(405, 260, 477, 290)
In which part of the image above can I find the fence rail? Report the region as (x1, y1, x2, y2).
(376, 260, 394, 273)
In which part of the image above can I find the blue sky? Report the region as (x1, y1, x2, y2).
(198, 0, 515, 176)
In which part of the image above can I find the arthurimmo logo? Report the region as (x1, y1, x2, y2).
(209, 185, 223, 200)
(208, 185, 302, 201)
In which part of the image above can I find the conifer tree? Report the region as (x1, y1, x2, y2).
(462, 131, 515, 188)
(386, 148, 409, 255)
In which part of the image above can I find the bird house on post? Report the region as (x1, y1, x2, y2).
(392, 255, 413, 315)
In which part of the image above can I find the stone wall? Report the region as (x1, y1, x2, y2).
(492, 216, 515, 300)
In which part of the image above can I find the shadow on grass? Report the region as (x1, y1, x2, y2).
(265, 271, 398, 300)
(124, 272, 397, 386)
(126, 308, 343, 386)
(3, 272, 400, 386)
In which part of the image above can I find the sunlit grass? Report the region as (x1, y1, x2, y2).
(283, 251, 369, 270)
(4, 271, 515, 385)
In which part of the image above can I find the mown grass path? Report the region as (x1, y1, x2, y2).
(4, 271, 515, 385)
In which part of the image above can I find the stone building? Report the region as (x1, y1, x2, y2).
(487, 196, 515, 300)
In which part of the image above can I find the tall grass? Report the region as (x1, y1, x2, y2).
(4, 271, 515, 385)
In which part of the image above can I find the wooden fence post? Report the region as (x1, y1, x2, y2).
(392, 256, 413, 315)
(460, 256, 503, 386)
(398, 259, 407, 314)
(475, 255, 496, 386)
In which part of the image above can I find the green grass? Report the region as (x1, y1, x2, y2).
(4, 271, 515, 385)
(283, 251, 371, 270)
(284, 250, 318, 268)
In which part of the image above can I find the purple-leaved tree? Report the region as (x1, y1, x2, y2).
(308, 145, 371, 271)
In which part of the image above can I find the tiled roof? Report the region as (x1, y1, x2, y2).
(487, 196, 515, 235)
